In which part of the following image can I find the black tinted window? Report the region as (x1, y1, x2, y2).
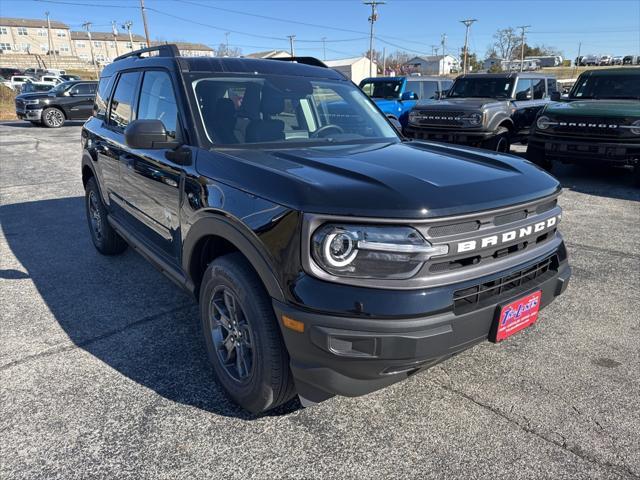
(570, 74, 640, 99)
(137, 71, 178, 138)
(547, 78, 558, 94)
(448, 77, 514, 98)
(93, 76, 114, 120)
(108, 72, 140, 130)
(71, 83, 96, 95)
(532, 78, 546, 99)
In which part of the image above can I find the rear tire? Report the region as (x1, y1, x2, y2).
(483, 127, 511, 153)
(84, 177, 127, 255)
(527, 145, 553, 171)
(200, 253, 295, 414)
(41, 107, 65, 128)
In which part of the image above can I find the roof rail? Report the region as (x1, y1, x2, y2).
(114, 44, 180, 63)
(268, 56, 328, 68)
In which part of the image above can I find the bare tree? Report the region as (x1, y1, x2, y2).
(491, 27, 519, 60)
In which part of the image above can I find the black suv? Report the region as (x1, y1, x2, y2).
(404, 72, 559, 152)
(15, 80, 98, 127)
(82, 45, 571, 413)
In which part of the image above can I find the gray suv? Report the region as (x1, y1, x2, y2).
(404, 72, 559, 152)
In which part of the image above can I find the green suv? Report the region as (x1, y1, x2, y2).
(527, 68, 640, 182)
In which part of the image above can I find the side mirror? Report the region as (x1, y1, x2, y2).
(125, 119, 178, 149)
(550, 91, 561, 101)
(515, 90, 532, 101)
(401, 91, 418, 101)
(386, 115, 403, 134)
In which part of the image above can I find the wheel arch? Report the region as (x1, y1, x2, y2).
(183, 213, 286, 303)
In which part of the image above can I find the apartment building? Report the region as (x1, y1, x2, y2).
(0, 16, 73, 55)
(71, 31, 147, 63)
(151, 41, 214, 58)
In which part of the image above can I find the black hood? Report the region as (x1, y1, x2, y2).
(16, 92, 51, 100)
(416, 98, 509, 110)
(197, 141, 560, 219)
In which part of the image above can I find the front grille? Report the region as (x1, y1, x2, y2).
(550, 117, 628, 139)
(429, 220, 480, 238)
(15, 99, 24, 109)
(453, 255, 558, 314)
(414, 110, 466, 127)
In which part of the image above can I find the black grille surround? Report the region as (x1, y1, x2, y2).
(453, 254, 558, 314)
(545, 116, 635, 139)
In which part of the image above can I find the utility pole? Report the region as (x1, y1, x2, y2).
(140, 0, 151, 47)
(224, 32, 230, 56)
(573, 41, 581, 76)
(364, 1, 384, 78)
(45, 11, 56, 68)
(517, 25, 530, 72)
(382, 46, 386, 76)
(82, 22, 99, 78)
(460, 18, 477, 74)
(321, 37, 327, 61)
(112, 20, 120, 57)
(440, 33, 447, 75)
(122, 21, 134, 51)
(431, 44, 438, 57)
(287, 35, 296, 57)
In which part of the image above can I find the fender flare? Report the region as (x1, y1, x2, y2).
(182, 213, 286, 302)
(487, 113, 514, 133)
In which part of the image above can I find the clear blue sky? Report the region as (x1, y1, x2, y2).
(2, 0, 639, 60)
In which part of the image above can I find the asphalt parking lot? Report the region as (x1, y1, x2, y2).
(1, 121, 639, 480)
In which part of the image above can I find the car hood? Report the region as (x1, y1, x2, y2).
(546, 99, 640, 118)
(198, 141, 559, 219)
(416, 98, 509, 111)
(16, 92, 50, 100)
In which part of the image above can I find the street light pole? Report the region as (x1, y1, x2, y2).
(460, 18, 477, 74)
(122, 21, 134, 51)
(517, 25, 530, 72)
(364, 1, 384, 78)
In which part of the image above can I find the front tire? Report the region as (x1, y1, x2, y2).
(84, 177, 127, 255)
(41, 107, 65, 128)
(200, 253, 295, 414)
(483, 127, 511, 153)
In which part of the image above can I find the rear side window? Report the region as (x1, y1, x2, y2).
(94, 76, 114, 120)
(137, 71, 178, 139)
(514, 79, 532, 99)
(532, 78, 546, 99)
(547, 78, 558, 94)
(108, 71, 141, 130)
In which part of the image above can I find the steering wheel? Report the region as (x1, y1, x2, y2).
(311, 124, 344, 138)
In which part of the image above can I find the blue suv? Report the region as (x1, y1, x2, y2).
(359, 76, 453, 127)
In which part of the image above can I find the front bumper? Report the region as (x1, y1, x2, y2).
(274, 247, 571, 403)
(16, 108, 43, 121)
(404, 125, 495, 146)
(530, 133, 640, 165)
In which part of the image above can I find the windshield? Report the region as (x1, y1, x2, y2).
(359, 79, 403, 99)
(447, 77, 514, 99)
(569, 74, 640, 100)
(193, 75, 399, 147)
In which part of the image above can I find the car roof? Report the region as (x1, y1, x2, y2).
(457, 72, 552, 79)
(102, 54, 346, 81)
(579, 67, 640, 76)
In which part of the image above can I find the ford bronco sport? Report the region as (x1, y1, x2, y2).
(82, 45, 571, 413)
(527, 68, 640, 181)
(404, 72, 559, 152)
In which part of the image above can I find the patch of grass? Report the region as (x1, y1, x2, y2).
(0, 85, 17, 121)
(66, 68, 99, 80)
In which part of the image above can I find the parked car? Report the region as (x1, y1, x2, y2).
(582, 55, 600, 66)
(599, 55, 613, 66)
(358, 76, 454, 127)
(404, 72, 559, 152)
(20, 82, 53, 94)
(23, 68, 48, 78)
(623, 55, 639, 65)
(527, 67, 640, 183)
(8, 75, 36, 91)
(612, 56, 624, 65)
(0, 67, 23, 80)
(45, 68, 66, 77)
(80, 45, 571, 413)
(38, 75, 64, 87)
(15, 80, 98, 127)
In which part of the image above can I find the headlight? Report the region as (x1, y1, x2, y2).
(630, 119, 640, 135)
(536, 115, 554, 130)
(311, 224, 448, 279)
(463, 112, 483, 126)
(23, 99, 40, 105)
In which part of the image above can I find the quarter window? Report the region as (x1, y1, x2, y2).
(137, 70, 179, 138)
(547, 78, 558, 94)
(108, 72, 140, 129)
(422, 81, 439, 99)
(71, 83, 97, 95)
